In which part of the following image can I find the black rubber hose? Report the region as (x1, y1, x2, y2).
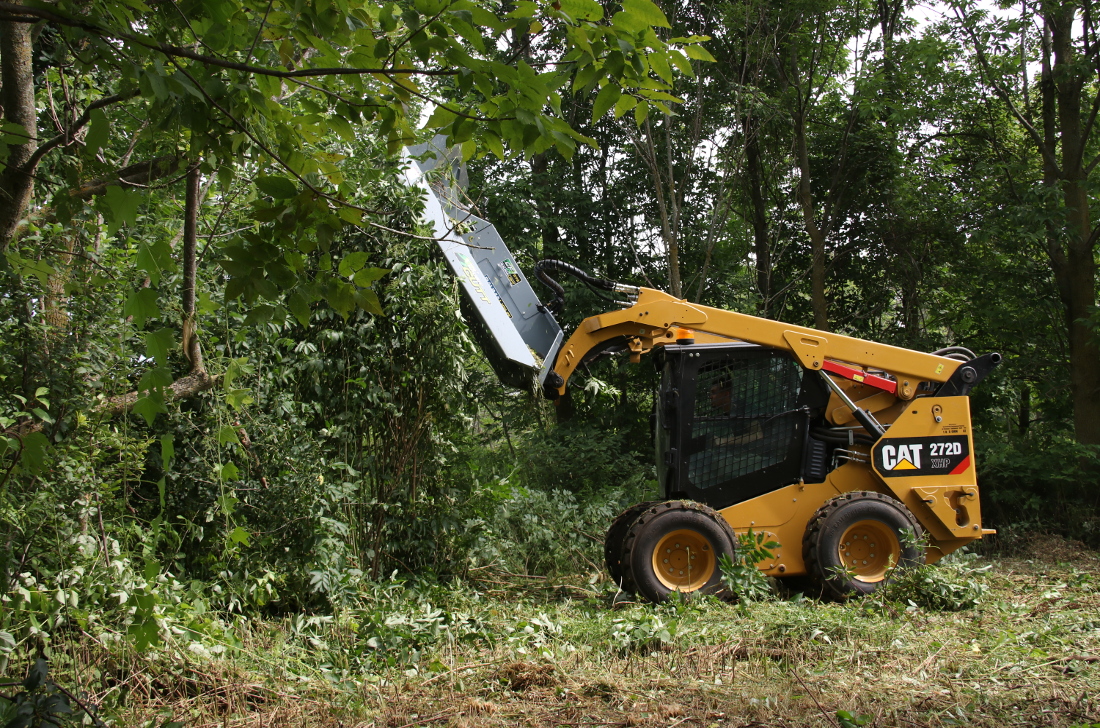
(932, 346, 977, 360)
(533, 259, 616, 314)
(811, 427, 874, 445)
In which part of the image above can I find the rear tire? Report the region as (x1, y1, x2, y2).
(803, 491, 924, 600)
(620, 501, 737, 603)
(605, 501, 661, 590)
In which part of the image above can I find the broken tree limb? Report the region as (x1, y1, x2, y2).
(69, 155, 182, 200)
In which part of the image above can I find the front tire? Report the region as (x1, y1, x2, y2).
(620, 501, 737, 603)
(803, 491, 924, 600)
(605, 501, 661, 590)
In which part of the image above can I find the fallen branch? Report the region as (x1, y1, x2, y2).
(69, 155, 181, 200)
(3, 370, 219, 439)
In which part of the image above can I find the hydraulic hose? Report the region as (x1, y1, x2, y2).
(932, 346, 977, 361)
(533, 259, 617, 314)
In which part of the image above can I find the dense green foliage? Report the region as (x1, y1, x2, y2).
(1, 1, 1099, 713)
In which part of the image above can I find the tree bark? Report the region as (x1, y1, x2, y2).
(793, 106, 830, 331)
(182, 162, 203, 371)
(743, 112, 772, 317)
(0, 2, 37, 251)
(1043, 4, 1100, 445)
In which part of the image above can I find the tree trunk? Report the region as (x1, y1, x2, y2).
(182, 163, 203, 372)
(743, 113, 772, 317)
(1045, 4, 1100, 445)
(0, 3, 37, 251)
(794, 107, 830, 331)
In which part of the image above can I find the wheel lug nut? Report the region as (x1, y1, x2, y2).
(862, 560, 867, 564)
(664, 558, 669, 564)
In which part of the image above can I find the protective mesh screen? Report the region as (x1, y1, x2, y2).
(687, 354, 803, 489)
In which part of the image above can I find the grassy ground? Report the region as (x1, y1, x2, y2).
(19, 537, 1100, 727)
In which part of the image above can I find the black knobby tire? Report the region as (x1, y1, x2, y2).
(803, 490, 924, 600)
(605, 501, 662, 590)
(620, 500, 737, 603)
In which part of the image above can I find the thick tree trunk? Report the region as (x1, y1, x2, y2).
(1046, 5, 1100, 445)
(0, 3, 36, 251)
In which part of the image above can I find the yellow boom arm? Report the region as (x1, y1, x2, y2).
(547, 287, 961, 398)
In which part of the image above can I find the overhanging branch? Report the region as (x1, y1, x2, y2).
(0, 3, 460, 79)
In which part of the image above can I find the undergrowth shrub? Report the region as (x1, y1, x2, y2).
(978, 437, 1100, 546)
(465, 478, 655, 576)
(719, 530, 779, 603)
(880, 548, 991, 611)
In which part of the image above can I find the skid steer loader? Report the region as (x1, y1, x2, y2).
(404, 139, 998, 603)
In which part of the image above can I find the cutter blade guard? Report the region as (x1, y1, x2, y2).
(402, 138, 563, 389)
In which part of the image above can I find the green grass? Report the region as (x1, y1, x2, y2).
(4, 537, 1099, 727)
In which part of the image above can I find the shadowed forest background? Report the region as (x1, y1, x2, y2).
(0, 0, 1099, 723)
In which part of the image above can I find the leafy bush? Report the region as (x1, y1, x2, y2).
(609, 613, 675, 652)
(880, 548, 991, 611)
(719, 530, 779, 603)
(465, 479, 654, 576)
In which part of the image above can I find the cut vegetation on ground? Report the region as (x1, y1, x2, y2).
(5, 537, 1098, 728)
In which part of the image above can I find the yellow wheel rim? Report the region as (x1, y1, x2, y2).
(651, 529, 716, 592)
(838, 520, 900, 583)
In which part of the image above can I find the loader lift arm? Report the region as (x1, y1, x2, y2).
(545, 285, 965, 402)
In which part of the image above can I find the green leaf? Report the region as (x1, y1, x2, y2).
(353, 267, 388, 287)
(160, 435, 174, 470)
(592, 83, 621, 123)
(483, 132, 505, 160)
(220, 462, 240, 482)
(23, 657, 48, 691)
(85, 108, 110, 155)
(424, 105, 458, 129)
(145, 327, 175, 365)
(256, 175, 299, 199)
(668, 49, 693, 76)
(685, 44, 716, 62)
(338, 251, 369, 277)
(135, 240, 177, 286)
(138, 366, 173, 392)
(133, 391, 167, 425)
(217, 425, 240, 446)
(20, 432, 50, 473)
(649, 52, 672, 84)
(125, 288, 160, 328)
(0, 121, 30, 144)
(357, 287, 384, 315)
(289, 290, 312, 327)
(338, 207, 363, 225)
(622, 0, 670, 27)
(614, 93, 638, 118)
(228, 526, 251, 546)
(102, 185, 142, 235)
(558, 0, 603, 21)
(128, 618, 161, 652)
(329, 115, 356, 142)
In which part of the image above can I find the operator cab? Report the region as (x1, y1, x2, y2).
(656, 343, 831, 510)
